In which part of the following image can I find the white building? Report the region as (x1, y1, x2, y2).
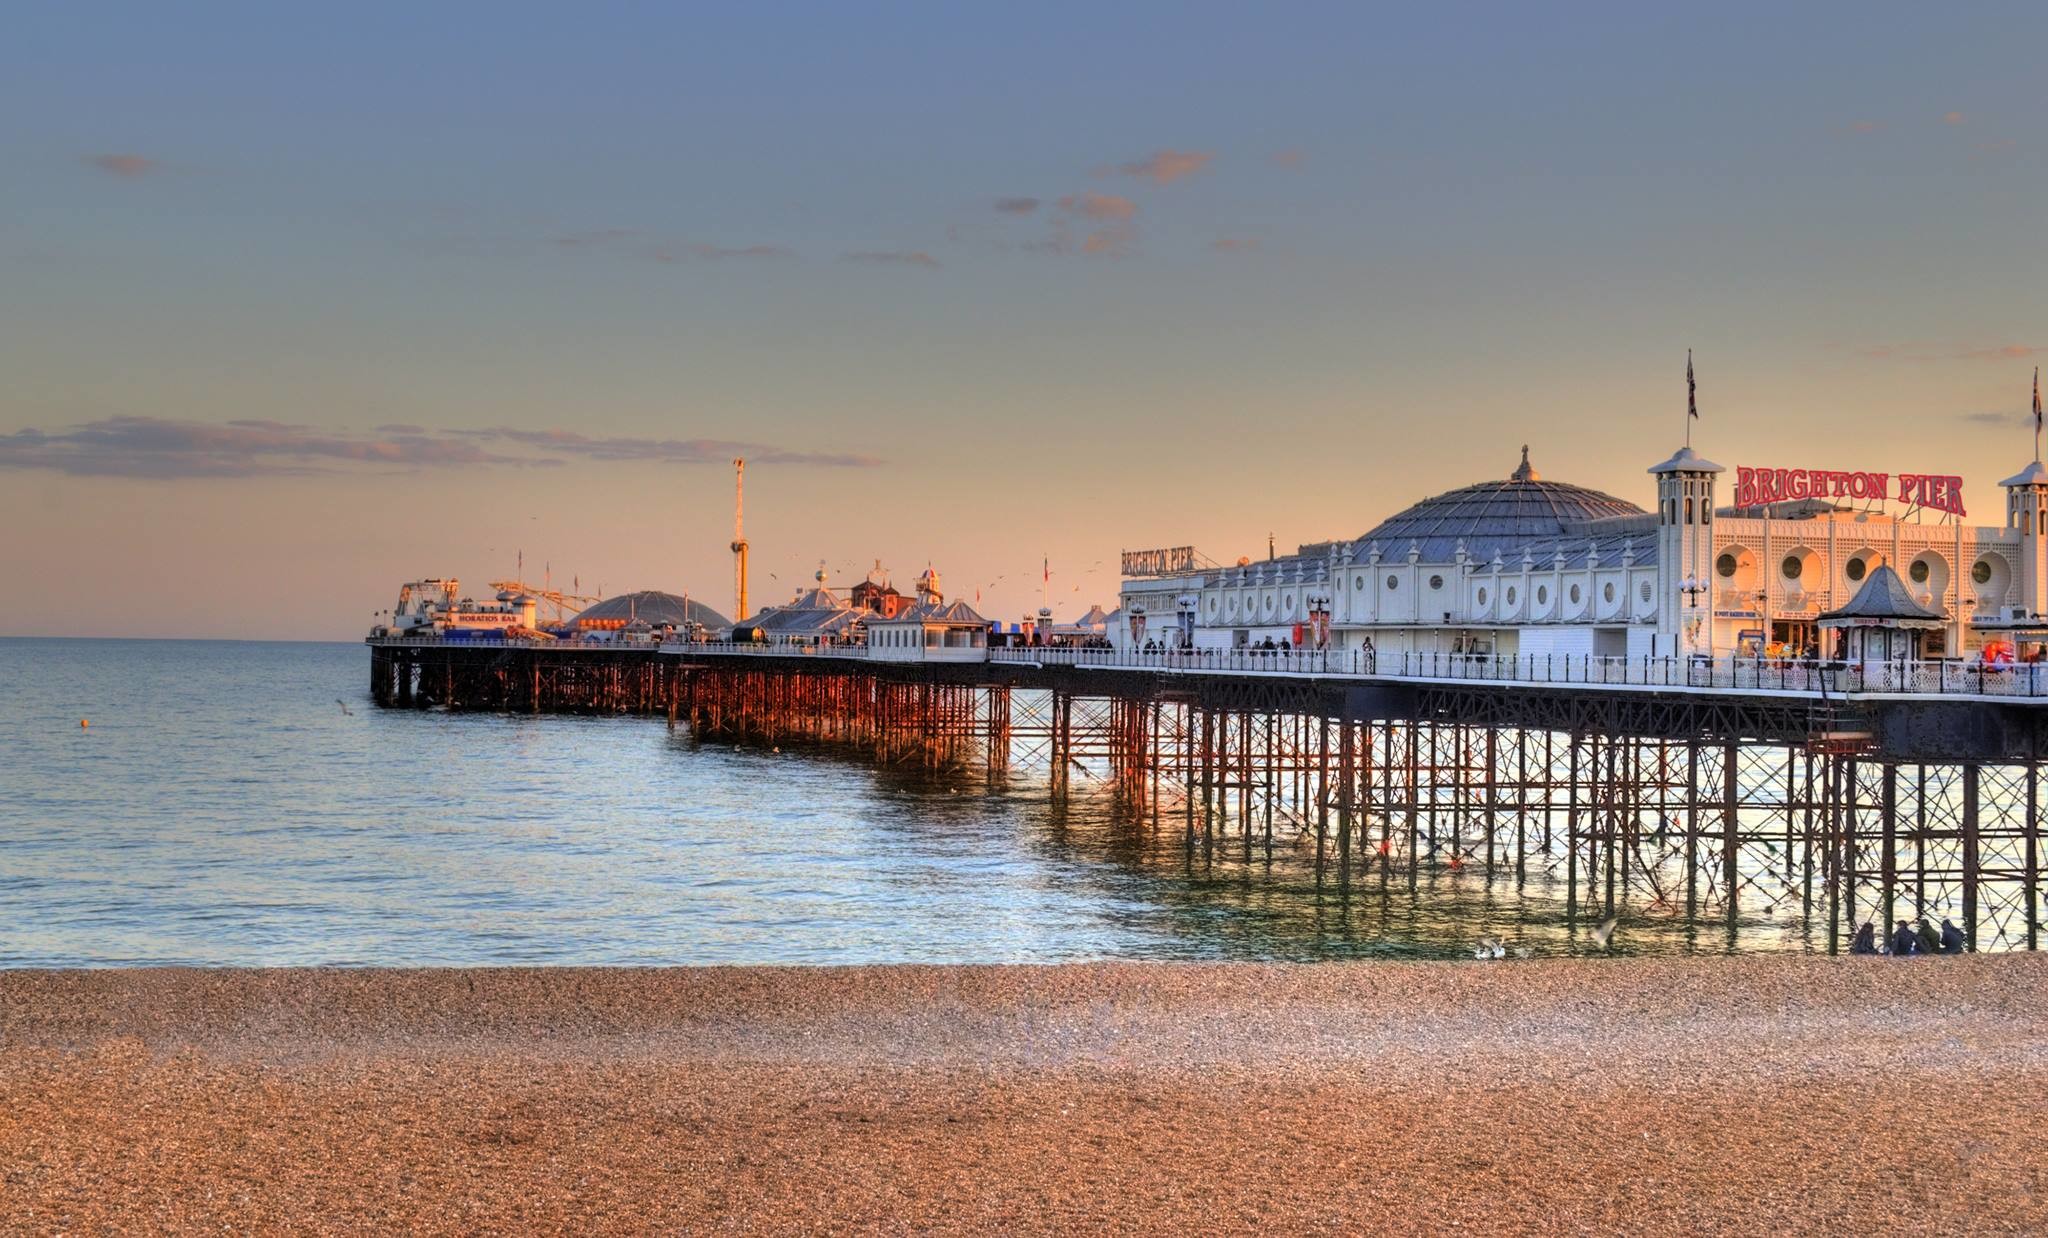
(1118, 438, 2048, 663)
(867, 566, 991, 662)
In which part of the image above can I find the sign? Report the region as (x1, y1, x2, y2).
(1121, 546, 1198, 577)
(1732, 466, 1966, 517)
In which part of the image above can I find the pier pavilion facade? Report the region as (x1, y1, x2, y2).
(1118, 441, 2048, 662)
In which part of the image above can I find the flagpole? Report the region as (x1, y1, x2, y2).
(2034, 366, 2041, 463)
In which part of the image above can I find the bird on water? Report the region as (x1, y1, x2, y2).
(1589, 916, 1620, 950)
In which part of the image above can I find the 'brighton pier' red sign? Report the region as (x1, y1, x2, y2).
(1732, 466, 1966, 517)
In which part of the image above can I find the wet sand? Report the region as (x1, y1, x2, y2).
(3, 957, 2045, 1234)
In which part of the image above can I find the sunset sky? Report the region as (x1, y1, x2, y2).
(5, 2, 2046, 639)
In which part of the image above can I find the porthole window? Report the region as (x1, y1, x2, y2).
(1846, 557, 1866, 583)
(1354, 575, 1365, 591)
(1428, 575, 1444, 591)
(1477, 587, 1489, 606)
(1716, 552, 1738, 579)
(1640, 581, 1653, 603)
(1973, 560, 1993, 585)
(1506, 587, 1517, 606)
(1603, 582, 1616, 604)
(1569, 584, 1582, 604)
(1910, 560, 1930, 584)
(1782, 555, 1803, 581)
(1536, 585, 1549, 605)
(1386, 575, 1399, 590)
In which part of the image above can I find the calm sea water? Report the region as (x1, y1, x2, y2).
(0, 638, 1795, 966)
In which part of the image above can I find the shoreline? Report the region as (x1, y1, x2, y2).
(5, 957, 2045, 1232)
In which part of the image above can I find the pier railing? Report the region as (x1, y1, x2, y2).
(375, 634, 2048, 699)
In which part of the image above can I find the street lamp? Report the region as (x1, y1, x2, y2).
(1679, 576, 1709, 659)
(1305, 592, 1332, 650)
(1175, 593, 1199, 650)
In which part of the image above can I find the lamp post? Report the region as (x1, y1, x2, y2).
(1679, 575, 1709, 659)
(1175, 593, 1199, 650)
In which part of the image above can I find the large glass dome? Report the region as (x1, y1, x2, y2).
(1352, 448, 1644, 562)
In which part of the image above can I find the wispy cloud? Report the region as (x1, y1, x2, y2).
(657, 243, 792, 261)
(1944, 111, 1967, 125)
(87, 153, 158, 178)
(1856, 342, 2044, 362)
(1957, 344, 2045, 361)
(843, 250, 941, 269)
(1211, 237, 1260, 253)
(1058, 192, 1136, 222)
(1096, 149, 1213, 185)
(1270, 148, 1306, 169)
(993, 197, 1041, 215)
(0, 417, 881, 479)
(1081, 227, 1133, 256)
(1847, 120, 1883, 135)
(1956, 410, 2015, 426)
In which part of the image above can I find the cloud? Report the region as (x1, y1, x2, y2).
(1957, 344, 2045, 361)
(88, 153, 158, 178)
(1081, 228, 1132, 256)
(661, 243, 792, 261)
(0, 416, 881, 479)
(549, 228, 637, 248)
(1848, 120, 1883, 134)
(1097, 149, 1213, 185)
(1944, 111, 1967, 125)
(843, 250, 941, 268)
(1856, 342, 2043, 362)
(1058, 192, 1137, 221)
(993, 197, 1041, 215)
(1211, 237, 1260, 252)
(1270, 148, 1306, 169)
(1956, 411, 2015, 425)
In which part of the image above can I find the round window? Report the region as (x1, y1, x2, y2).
(1386, 575, 1399, 590)
(1506, 587, 1518, 606)
(1716, 552, 1738, 579)
(1973, 560, 1993, 585)
(1910, 559, 1930, 584)
(1640, 581, 1653, 603)
(1569, 584, 1582, 604)
(1354, 576, 1365, 591)
(1428, 575, 1444, 591)
(1536, 585, 1549, 605)
(1604, 582, 1616, 604)
(1284, 594, 1295, 612)
(1782, 555, 1803, 581)
(1846, 557, 1866, 583)
(1477, 588, 1489, 606)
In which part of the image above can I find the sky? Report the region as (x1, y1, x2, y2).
(4, 2, 2046, 639)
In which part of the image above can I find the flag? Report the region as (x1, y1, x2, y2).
(1687, 350, 1698, 420)
(2036, 366, 2042, 434)
(1043, 557, 1050, 583)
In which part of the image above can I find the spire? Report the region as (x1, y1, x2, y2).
(1511, 445, 1538, 482)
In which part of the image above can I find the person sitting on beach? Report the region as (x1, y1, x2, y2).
(1940, 919, 1967, 954)
(1917, 918, 1944, 956)
(1888, 919, 1919, 956)
(1849, 921, 1878, 955)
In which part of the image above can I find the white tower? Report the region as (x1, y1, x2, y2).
(1650, 446, 1724, 656)
(2000, 458, 2048, 621)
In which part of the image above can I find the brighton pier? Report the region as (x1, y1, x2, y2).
(365, 434, 2048, 954)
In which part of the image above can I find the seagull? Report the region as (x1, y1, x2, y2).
(1473, 937, 1505, 960)
(335, 699, 353, 715)
(1512, 946, 1533, 959)
(1589, 916, 1620, 950)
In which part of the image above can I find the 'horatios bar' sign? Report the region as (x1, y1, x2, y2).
(1733, 466, 1966, 517)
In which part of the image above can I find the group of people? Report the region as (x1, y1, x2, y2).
(1848, 917, 1967, 956)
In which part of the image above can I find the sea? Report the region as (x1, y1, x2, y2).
(1, 638, 1813, 967)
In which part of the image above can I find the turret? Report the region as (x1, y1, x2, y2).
(2000, 459, 2048, 620)
(1650, 445, 1724, 656)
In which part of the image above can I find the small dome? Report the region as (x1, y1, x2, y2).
(572, 590, 731, 630)
(1353, 449, 1645, 563)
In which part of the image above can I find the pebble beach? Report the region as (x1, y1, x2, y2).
(3, 957, 2045, 1233)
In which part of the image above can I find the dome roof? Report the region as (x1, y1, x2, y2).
(1353, 449, 1646, 563)
(572, 590, 731, 630)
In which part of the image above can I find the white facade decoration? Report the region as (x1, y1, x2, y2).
(1117, 442, 2048, 662)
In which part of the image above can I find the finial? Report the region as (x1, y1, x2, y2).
(1512, 445, 1537, 482)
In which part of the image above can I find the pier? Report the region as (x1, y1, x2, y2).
(366, 635, 2048, 952)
